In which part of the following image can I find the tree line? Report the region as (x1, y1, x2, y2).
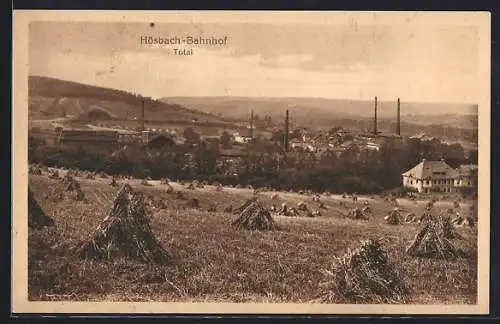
(28, 133, 477, 195)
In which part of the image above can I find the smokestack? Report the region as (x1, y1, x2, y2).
(373, 96, 378, 135)
(284, 109, 289, 151)
(141, 99, 145, 132)
(250, 109, 254, 139)
(396, 98, 401, 136)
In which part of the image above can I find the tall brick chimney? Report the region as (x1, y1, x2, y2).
(284, 109, 289, 151)
(396, 97, 401, 136)
(141, 98, 145, 132)
(373, 96, 378, 135)
(250, 109, 254, 139)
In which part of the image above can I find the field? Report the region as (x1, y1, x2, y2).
(28, 170, 478, 304)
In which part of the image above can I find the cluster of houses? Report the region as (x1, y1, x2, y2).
(54, 120, 398, 158)
(230, 127, 380, 156)
(50, 126, 478, 194)
(409, 133, 438, 142)
(286, 127, 393, 157)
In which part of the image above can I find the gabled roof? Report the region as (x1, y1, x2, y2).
(60, 130, 118, 136)
(402, 159, 458, 179)
(147, 134, 175, 149)
(59, 129, 118, 143)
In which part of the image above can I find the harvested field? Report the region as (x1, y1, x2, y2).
(28, 170, 478, 304)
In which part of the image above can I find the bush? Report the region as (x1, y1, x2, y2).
(381, 187, 417, 198)
(457, 186, 477, 198)
(337, 176, 383, 195)
(29, 138, 470, 196)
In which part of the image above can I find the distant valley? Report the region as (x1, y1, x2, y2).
(162, 96, 478, 130)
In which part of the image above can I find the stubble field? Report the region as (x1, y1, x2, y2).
(27, 170, 478, 304)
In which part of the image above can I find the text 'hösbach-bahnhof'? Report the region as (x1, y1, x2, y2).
(140, 35, 229, 46)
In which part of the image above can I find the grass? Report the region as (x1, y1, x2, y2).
(27, 171, 478, 304)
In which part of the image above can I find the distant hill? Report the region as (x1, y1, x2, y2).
(399, 113, 478, 130)
(28, 76, 227, 124)
(162, 96, 478, 130)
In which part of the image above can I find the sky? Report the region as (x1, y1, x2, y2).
(29, 19, 479, 104)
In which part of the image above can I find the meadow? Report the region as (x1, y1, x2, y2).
(28, 170, 478, 304)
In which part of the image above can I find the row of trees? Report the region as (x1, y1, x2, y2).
(28, 132, 477, 194)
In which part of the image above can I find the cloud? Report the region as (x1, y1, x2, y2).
(29, 31, 478, 104)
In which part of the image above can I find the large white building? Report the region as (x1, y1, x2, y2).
(402, 158, 459, 193)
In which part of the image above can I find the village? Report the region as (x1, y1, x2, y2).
(37, 95, 478, 197)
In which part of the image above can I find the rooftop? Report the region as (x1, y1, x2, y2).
(402, 159, 458, 179)
(60, 129, 118, 136)
(146, 134, 175, 149)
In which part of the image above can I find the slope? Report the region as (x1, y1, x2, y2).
(28, 76, 227, 124)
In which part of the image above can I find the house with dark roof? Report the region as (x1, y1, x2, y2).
(402, 158, 459, 193)
(146, 134, 175, 150)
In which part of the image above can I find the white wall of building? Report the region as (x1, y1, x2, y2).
(403, 176, 459, 193)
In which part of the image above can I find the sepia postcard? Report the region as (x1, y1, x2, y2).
(12, 10, 491, 315)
